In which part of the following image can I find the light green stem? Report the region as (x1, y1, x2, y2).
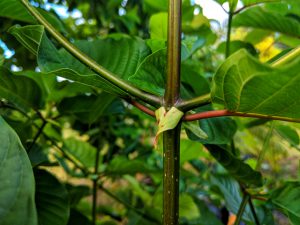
(256, 122, 275, 170)
(272, 47, 300, 67)
(20, 0, 161, 107)
(177, 93, 211, 112)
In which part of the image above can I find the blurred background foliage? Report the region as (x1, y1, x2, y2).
(0, 0, 300, 225)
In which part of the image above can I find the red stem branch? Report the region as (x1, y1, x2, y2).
(130, 102, 300, 124)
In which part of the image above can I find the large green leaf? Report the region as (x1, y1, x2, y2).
(212, 49, 300, 120)
(271, 182, 300, 220)
(0, 0, 65, 32)
(206, 145, 263, 187)
(0, 117, 38, 225)
(129, 49, 210, 97)
(9, 25, 153, 97)
(233, 6, 300, 37)
(57, 94, 123, 124)
(0, 67, 43, 112)
(34, 169, 70, 225)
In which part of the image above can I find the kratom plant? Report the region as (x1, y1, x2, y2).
(0, 0, 300, 225)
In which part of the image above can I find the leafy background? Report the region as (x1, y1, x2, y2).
(0, 0, 300, 225)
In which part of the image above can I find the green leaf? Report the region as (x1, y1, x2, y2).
(179, 194, 200, 220)
(0, 117, 38, 225)
(275, 125, 299, 147)
(271, 182, 300, 218)
(9, 25, 152, 97)
(34, 169, 70, 225)
(212, 49, 300, 120)
(0, 67, 43, 112)
(0, 0, 65, 31)
(105, 156, 156, 176)
(149, 13, 168, 40)
(57, 94, 122, 124)
(183, 122, 208, 140)
(144, 0, 168, 12)
(233, 6, 300, 37)
(206, 145, 263, 187)
(63, 138, 97, 169)
(217, 40, 257, 56)
(180, 139, 204, 165)
(129, 49, 166, 96)
(210, 175, 256, 222)
(186, 117, 237, 145)
(67, 209, 92, 225)
(27, 145, 49, 167)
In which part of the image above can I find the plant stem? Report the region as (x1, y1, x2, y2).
(163, 127, 181, 225)
(234, 194, 250, 225)
(27, 119, 47, 151)
(272, 46, 300, 67)
(92, 148, 101, 225)
(163, 0, 182, 224)
(249, 198, 261, 225)
(256, 122, 275, 170)
(183, 109, 300, 123)
(176, 93, 211, 112)
(225, 13, 233, 58)
(20, 0, 161, 107)
(165, 0, 182, 107)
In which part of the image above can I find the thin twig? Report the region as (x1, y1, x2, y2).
(27, 119, 47, 151)
(249, 198, 261, 225)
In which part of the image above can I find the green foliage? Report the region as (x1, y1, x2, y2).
(233, 6, 300, 37)
(0, 0, 300, 224)
(0, 117, 38, 225)
(34, 169, 70, 225)
(0, 67, 44, 112)
(212, 49, 300, 120)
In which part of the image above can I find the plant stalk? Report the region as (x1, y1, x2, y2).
(163, 0, 182, 224)
(225, 13, 233, 58)
(20, 0, 161, 107)
(177, 93, 211, 112)
(92, 148, 101, 225)
(163, 126, 181, 225)
(234, 194, 250, 225)
(249, 198, 261, 225)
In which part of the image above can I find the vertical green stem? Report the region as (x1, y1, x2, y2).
(225, 13, 233, 58)
(92, 148, 101, 225)
(163, 127, 181, 225)
(165, 0, 182, 107)
(249, 198, 261, 225)
(234, 194, 250, 225)
(163, 0, 182, 224)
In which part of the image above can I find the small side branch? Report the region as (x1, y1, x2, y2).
(184, 110, 300, 123)
(176, 94, 211, 112)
